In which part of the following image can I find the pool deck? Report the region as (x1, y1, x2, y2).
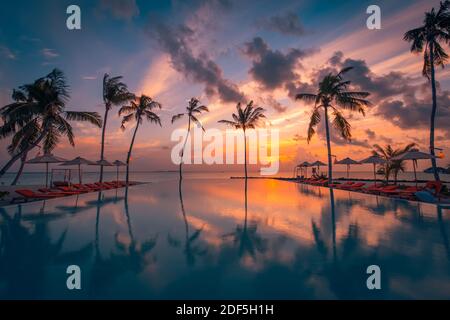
(0, 181, 145, 207)
(230, 176, 450, 205)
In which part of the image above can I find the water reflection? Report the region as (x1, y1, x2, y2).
(89, 188, 157, 298)
(222, 179, 267, 259)
(167, 180, 207, 266)
(0, 205, 92, 299)
(0, 179, 449, 299)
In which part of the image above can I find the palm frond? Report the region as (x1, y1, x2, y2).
(65, 111, 102, 127)
(332, 110, 352, 141)
(171, 113, 185, 123)
(307, 108, 321, 143)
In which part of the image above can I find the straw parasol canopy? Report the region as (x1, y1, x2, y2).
(27, 153, 67, 187)
(310, 160, 327, 175)
(335, 157, 361, 179)
(112, 160, 127, 183)
(60, 157, 94, 184)
(360, 155, 386, 185)
(299, 161, 312, 178)
(392, 149, 436, 186)
(89, 160, 114, 182)
(89, 159, 114, 166)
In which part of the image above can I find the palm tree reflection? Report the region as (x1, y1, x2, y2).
(89, 188, 157, 297)
(223, 179, 267, 259)
(168, 179, 207, 266)
(0, 205, 92, 299)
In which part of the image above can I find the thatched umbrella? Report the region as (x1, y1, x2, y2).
(60, 157, 94, 184)
(26, 153, 67, 187)
(310, 160, 327, 175)
(112, 160, 127, 183)
(335, 157, 361, 179)
(89, 160, 114, 182)
(359, 155, 386, 186)
(392, 149, 437, 187)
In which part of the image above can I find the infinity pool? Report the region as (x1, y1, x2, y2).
(0, 179, 449, 299)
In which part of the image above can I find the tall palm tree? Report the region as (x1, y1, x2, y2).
(296, 67, 371, 184)
(99, 74, 134, 182)
(404, 1, 450, 182)
(119, 95, 162, 185)
(218, 101, 266, 179)
(171, 98, 209, 180)
(372, 143, 416, 183)
(0, 69, 102, 179)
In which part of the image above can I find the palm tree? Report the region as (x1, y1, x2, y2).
(119, 95, 162, 185)
(372, 143, 416, 183)
(404, 1, 450, 182)
(0, 69, 102, 180)
(218, 101, 266, 179)
(171, 98, 209, 180)
(99, 74, 134, 182)
(296, 67, 371, 184)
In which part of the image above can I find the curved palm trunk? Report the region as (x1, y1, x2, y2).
(0, 132, 45, 179)
(429, 42, 440, 181)
(99, 107, 110, 183)
(11, 152, 28, 186)
(243, 128, 248, 180)
(324, 106, 333, 185)
(125, 121, 140, 185)
(179, 118, 191, 181)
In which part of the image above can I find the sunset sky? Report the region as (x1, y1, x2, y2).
(0, 0, 449, 173)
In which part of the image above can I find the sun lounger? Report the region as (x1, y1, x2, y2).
(340, 182, 366, 190)
(13, 189, 69, 202)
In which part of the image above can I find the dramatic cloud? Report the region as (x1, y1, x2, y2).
(259, 95, 287, 113)
(99, 0, 140, 20)
(149, 22, 244, 103)
(242, 37, 316, 90)
(259, 11, 305, 36)
(376, 83, 450, 133)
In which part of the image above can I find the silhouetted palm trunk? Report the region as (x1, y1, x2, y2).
(124, 187, 134, 244)
(324, 106, 333, 185)
(179, 118, 191, 181)
(244, 128, 248, 179)
(125, 121, 140, 185)
(99, 107, 110, 183)
(429, 42, 440, 181)
(0, 132, 45, 179)
(11, 152, 28, 186)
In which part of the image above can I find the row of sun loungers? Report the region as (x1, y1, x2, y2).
(300, 178, 444, 201)
(12, 181, 136, 203)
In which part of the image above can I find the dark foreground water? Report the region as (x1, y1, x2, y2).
(0, 179, 449, 299)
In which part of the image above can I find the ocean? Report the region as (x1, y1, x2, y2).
(1, 170, 449, 186)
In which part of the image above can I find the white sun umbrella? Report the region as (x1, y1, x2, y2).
(310, 160, 327, 175)
(359, 155, 386, 186)
(60, 157, 94, 184)
(392, 149, 437, 187)
(89, 160, 114, 182)
(26, 153, 68, 187)
(112, 160, 127, 183)
(335, 157, 361, 179)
